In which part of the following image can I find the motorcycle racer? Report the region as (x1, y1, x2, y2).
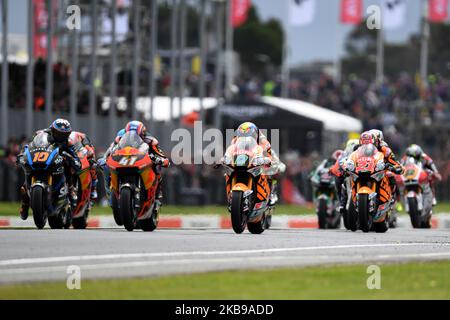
(17, 119, 81, 220)
(402, 144, 442, 206)
(330, 139, 359, 213)
(69, 131, 98, 200)
(123, 121, 170, 201)
(231, 122, 286, 206)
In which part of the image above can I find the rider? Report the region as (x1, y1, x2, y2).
(18, 119, 81, 220)
(330, 139, 359, 213)
(232, 122, 286, 206)
(123, 121, 170, 200)
(69, 131, 98, 200)
(370, 129, 403, 202)
(402, 144, 442, 206)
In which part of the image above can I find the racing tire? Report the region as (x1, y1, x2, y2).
(358, 194, 370, 233)
(48, 214, 64, 229)
(348, 201, 358, 232)
(72, 206, 88, 229)
(248, 215, 265, 234)
(120, 187, 136, 232)
(374, 220, 389, 233)
(408, 198, 421, 228)
(140, 207, 158, 232)
(31, 186, 47, 229)
(317, 199, 328, 229)
(231, 191, 246, 234)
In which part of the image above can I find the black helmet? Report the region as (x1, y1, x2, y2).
(51, 118, 72, 143)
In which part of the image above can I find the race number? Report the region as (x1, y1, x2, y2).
(33, 152, 50, 162)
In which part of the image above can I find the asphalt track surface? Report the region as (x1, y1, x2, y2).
(0, 227, 449, 284)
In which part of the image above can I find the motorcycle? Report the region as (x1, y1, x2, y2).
(310, 163, 341, 229)
(106, 131, 160, 232)
(346, 144, 392, 233)
(68, 134, 93, 229)
(22, 132, 72, 229)
(222, 137, 271, 234)
(397, 157, 433, 228)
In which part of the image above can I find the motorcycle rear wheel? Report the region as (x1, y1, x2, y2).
(231, 191, 246, 234)
(348, 201, 358, 232)
(111, 192, 123, 226)
(140, 206, 159, 232)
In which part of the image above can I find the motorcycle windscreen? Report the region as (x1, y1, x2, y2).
(29, 132, 51, 149)
(118, 132, 148, 153)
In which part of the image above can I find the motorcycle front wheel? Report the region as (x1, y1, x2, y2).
(120, 187, 136, 232)
(231, 191, 246, 234)
(31, 186, 47, 229)
(358, 194, 371, 233)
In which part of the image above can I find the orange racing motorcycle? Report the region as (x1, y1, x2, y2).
(345, 144, 393, 233)
(106, 132, 160, 232)
(221, 137, 272, 234)
(68, 134, 94, 229)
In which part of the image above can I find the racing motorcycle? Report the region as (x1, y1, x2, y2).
(106, 131, 160, 232)
(68, 133, 93, 229)
(221, 137, 271, 234)
(397, 157, 433, 228)
(346, 144, 393, 233)
(22, 132, 72, 229)
(310, 163, 341, 229)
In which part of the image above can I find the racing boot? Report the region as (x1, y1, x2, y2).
(19, 185, 30, 220)
(69, 186, 78, 208)
(90, 179, 98, 201)
(268, 179, 279, 207)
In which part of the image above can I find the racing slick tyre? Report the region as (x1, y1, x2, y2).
(231, 191, 246, 234)
(72, 207, 88, 229)
(248, 215, 265, 234)
(139, 208, 158, 232)
(31, 186, 47, 229)
(358, 194, 371, 233)
(374, 220, 389, 233)
(317, 199, 328, 229)
(348, 201, 358, 232)
(120, 187, 136, 232)
(408, 198, 421, 228)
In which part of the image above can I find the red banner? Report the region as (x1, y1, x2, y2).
(429, 0, 448, 23)
(340, 0, 362, 25)
(231, 0, 251, 28)
(33, 0, 58, 59)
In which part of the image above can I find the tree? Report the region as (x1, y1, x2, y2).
(233, 6, 284, 76)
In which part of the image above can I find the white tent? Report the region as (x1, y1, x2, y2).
(261, 96, 362, 133)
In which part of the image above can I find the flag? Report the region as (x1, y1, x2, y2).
(429, 0, 448, 23)
(382, 0, 407, 30)
(290, 0, 316, 26)
(340, 0, 362, 25)
(33, 0, 58, 58)
(231, 0, 251, 28)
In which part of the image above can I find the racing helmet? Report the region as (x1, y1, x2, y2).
(405, 144, 423, 160)
(236, 122, 259, 142)
(51, 118, 72, 143)
(331, 150, 344, 161)
(370, 129, 384, 148)
(125, 121, 147, 137)
(345, 139, 359, 152)
(359, 131, 375, 146)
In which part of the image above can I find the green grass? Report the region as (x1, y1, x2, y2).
(0, 202, 312, 216)
(1, 201, 449, 217)
(0, 261, 449, 299)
